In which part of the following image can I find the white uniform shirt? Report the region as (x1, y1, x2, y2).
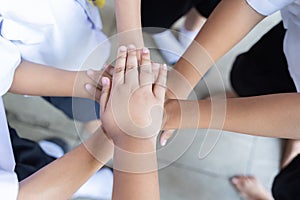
(0, 0, 110, 96)
(247, 0, 300, 91)
(0, 0, 110, 198)
(0, 98, 18, 199)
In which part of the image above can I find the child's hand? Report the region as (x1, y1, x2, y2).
(85, 65, 114, 102)
(99, 45, 167, 150)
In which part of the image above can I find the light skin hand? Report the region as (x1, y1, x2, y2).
(160, 0, 265, 145)
(9, 60, 114, 102)
(100, 45, 167, 149)
(85, 65, 114, 102)
(97, 45, 165, 200)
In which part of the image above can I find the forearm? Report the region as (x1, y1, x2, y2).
(9, 61, 92, 98)
(18, 129, 113, 200)
(114, 0, 144, 47)
(165, 94, 300, 139)
(167, 0, 264, 98)
(112, 140, 159, 200)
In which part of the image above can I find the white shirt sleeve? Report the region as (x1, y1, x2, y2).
(0, 35, 21, 96)
(0, 170, 19, 199)
(246, 0, 294, 15)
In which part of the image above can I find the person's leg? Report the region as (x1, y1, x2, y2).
(272, 151, 300, 200)
(231, 176, 274, 200)
(142, 0, 196, 64)
(230, 22, 299, 200)
(141, 0, 195, 30)
(142, 0, 221, 64)
(281, 139, 300, 169)
(184, 8, 206, 32)
(178, 8, 206, 53)
(9, 125, 56, 181)
(9, 124, 113, 199)
(230, 22, 295, 97)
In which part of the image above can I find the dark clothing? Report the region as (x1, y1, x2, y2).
(141, 0, 220, 31)
(43, 97, 100, 122)
(9, 125, 55, 181)
(230, 22, 296, 97)
(272, 154, 300, 200)
(230, 22, 299, 200)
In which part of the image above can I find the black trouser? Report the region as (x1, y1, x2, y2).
(9, 125, 55, 181)
(230, 22, 296, 97)
(141, 0, 220, 30)
(230, 22, 298, 200)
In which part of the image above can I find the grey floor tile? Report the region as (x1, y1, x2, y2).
(158, 129, 257, 177)
(159, 164, 240, 200)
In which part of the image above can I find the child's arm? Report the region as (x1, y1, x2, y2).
(99, 46, 166, 200)
(114, 0, 144, 48)
(18, 128, 113, 200)
(164, 93, 300, 139)
(167, 0, 265, 98)
(9, 61, 110, 99)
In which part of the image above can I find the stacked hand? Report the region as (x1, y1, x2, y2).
(89, 45, 167, 150)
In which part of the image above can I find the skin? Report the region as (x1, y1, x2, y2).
(168, 0, 264, 99)
(164, 94, 300, 139)
(18, 128, 113, 200)
(4, 61, 114, 199)
(9, 61, 112, 99)
(184, 8, 206, 32)
(114, 0, 144, 48)
(100, 45, 167, 200)
(88, 0, 300, 140)
(10, 45, 165, 199)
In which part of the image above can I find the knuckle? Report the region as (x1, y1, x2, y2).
(114, 66, 124, 73)
(140, 65, 152, 74)
(141, 57, 151, 63)
(126, 64, 136, 70)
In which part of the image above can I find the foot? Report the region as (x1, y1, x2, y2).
(231, 176, 274, 200)
(281, 139, 300, 169)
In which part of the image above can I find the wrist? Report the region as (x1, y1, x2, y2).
(72, 71, 93, 99)
(163, 99, 181, 130)
(83, 127, 114, 164)
(113, 136, 156, 153)
(113, 141, 158, 173)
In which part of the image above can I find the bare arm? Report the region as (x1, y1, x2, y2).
(114, 0, 144, 48)
(112, 140, 159, 200)
(9, 61, 106, 99)
(18, 128, 113, 200)
(167, 0, 265, 98)
(165, 93, 300, 139)
(99, 46, 166, 200)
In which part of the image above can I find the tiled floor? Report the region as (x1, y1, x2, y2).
(3, 2, 284, 200)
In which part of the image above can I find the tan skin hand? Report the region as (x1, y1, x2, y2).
(99, 45, 167, 148)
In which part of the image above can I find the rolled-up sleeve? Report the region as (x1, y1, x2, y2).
(0, 170, 19, 199)
(246, 0, 294, 16)
(0, 35, 21, 96)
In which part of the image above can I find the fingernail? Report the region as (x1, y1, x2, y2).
(119, 46, 127, 52)
(87, 69, 94, 76)
(162, 64, 167, 70)
(128, 44, 136, 50)
(85, 84, 93, 91)
(103, 63, 109, 68)
(142, 47, 149, 54)
(101, 77, 109, 86)
(161, 138, 167, 146)
(231, 177, 238, 184)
